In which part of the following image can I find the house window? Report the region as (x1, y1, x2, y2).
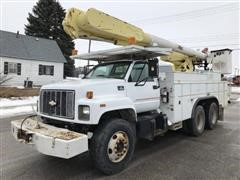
(39, 65, 54, 76)
(8, 63, 18, 73)
(4, 62, 21, 75)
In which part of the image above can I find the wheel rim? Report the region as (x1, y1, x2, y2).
(107, 131, 129, 163)
(196, 112, 204, 131)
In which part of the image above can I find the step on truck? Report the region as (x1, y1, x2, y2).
(11, 7, 231, 175)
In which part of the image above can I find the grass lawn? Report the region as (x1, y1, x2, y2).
(0, 87, 40, 98)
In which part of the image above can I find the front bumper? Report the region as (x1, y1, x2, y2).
(11, 118, 88, 159)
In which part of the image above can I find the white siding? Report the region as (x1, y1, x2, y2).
(0, 57, 64, 86)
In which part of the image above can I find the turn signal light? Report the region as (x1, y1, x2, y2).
(86, 91, 93, 99)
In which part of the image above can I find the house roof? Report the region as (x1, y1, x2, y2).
(0, 30, 66, 63)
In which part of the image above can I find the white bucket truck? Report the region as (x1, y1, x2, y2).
(11, 7, 232, 175)
(11, 45, 230, 174)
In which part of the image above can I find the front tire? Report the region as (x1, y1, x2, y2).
(187, 105, 206, 136)
(90, 118, 136, 175)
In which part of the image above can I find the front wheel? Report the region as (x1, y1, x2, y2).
(90, 118, 136, 175)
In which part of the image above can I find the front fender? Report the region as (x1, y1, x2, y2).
(77, 95, 136, 124)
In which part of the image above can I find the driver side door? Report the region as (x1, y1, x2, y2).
(126, 61, 160, 113)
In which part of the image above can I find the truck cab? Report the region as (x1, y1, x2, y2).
(39, 59, 161, 124)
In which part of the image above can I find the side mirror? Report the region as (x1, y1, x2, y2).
(148, 59, 158, 78)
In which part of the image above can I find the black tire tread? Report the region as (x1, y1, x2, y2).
(205, 102, 218, 130)
(90, 118, 136, 175)
(187, 105, 206, 136)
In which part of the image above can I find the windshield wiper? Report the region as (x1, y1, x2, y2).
(96, 74, 109, 78)
(108, 75, 123, 79)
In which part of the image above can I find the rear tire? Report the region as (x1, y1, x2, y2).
(90, 118, 136, 175)
(206, 102, 218, 130)
(187, 105, 206, 136)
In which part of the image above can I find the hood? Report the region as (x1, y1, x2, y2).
(41, 78, 126, 97)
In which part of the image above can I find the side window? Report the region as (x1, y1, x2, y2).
(110, 63, 129, 78)
(129, 62, 153, 82)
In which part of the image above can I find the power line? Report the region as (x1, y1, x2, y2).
(160, 33, 240, 46)
(169, 33, 240, 42)
(180, 39, 239, 44)
(189, 43, 240, 48)
(130, 3, 239, 25)
(132, 3, 238, 23)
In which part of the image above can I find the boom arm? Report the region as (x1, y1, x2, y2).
(63, 7, 207, 71)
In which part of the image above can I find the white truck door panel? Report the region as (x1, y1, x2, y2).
(127, 82, 160, 113)
(126, 62, 160, 113)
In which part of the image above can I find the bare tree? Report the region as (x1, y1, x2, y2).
(0, 72, 12, 85)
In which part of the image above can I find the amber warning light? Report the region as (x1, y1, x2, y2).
(128, 37, 136, 45)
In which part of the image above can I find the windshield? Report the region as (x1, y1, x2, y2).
(85, 61, 131, 79)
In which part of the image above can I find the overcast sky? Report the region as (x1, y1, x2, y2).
(1, 0, 239, 73)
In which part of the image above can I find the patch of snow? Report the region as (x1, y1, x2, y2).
(0, 96, 38, 108)
(0, 96, 38, 118)
(16, 86, 25, 89)
(0, 105, 36, 119)
(65, 77, 81, 80)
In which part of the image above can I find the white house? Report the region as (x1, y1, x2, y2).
(0, 30, 66, 86)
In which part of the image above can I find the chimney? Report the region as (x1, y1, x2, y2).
(16, 31, 20, 38)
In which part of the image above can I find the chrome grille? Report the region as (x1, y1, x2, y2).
(40, 90, 75, 119)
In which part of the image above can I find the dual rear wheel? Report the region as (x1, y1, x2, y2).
(205, 102, 219, 130)
(185, 102, 219, 136)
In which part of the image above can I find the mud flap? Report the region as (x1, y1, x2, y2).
(219, 105, 224, 121)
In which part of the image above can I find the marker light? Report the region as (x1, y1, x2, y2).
(128, 37, 136, 45)
(86, 91, 93, 99)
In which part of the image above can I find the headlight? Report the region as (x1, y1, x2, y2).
(82, 106, 90, 114)
(78, 105, 90, 120)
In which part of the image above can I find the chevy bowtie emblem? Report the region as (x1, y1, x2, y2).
(49, 100, 57, 106)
